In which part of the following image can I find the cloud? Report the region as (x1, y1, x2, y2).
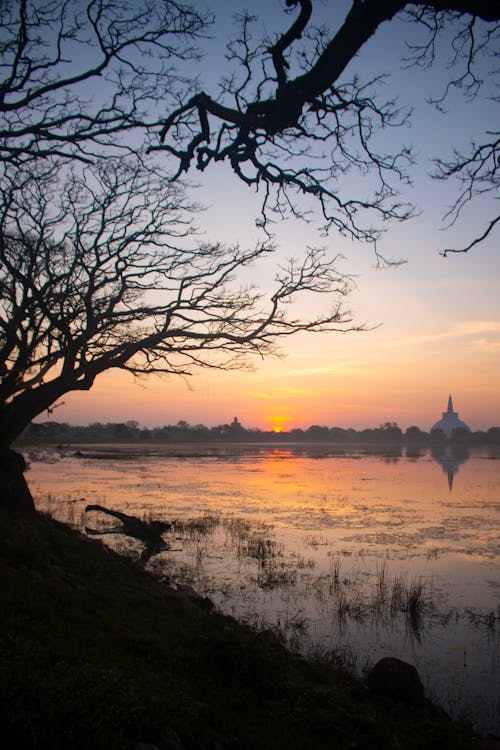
(456, 321, 500, 335)
(387, 320, 500, 349)
(472, 338, 500, 354)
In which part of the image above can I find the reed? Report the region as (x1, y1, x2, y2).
(406, 579, 426, 621)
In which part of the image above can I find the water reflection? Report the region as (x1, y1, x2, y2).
(431, 445, 470, 491)
(27, 445, 500, 736)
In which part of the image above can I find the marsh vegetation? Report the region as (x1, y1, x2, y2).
(28, 444, 500, 735)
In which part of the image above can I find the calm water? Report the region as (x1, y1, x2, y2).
(26, 443, 500, 735)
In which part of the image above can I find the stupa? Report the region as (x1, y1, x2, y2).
(431, 395, 470, 438)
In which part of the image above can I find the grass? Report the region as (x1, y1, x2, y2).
(320, 560, 436, 636)
(0, 508, 494, 750)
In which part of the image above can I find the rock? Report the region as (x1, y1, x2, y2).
(0, 449, 36, 514)
(367, 656, 424, 703)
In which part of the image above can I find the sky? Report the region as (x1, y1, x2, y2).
(48, 0, 499, 433)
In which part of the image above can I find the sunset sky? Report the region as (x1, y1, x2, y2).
(50, 0, 499, 433)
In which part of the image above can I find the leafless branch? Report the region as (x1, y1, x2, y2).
(433, 131, 499, 253)
(157, 0, 499, 253)
(0, 158, 362, 446)
(0, 0, 210, 164)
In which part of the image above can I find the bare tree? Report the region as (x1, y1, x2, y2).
(157, 0, 499, 256)
(0, 159, 359, 511)
(0, 0, 208, 164)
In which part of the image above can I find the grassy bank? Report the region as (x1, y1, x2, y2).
(0, 510, 491, 749)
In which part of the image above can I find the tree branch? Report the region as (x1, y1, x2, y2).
(0, 158, 362, 446)
(157, 0, 499, 253)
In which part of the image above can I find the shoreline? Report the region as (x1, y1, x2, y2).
(1, 508, 498, 749)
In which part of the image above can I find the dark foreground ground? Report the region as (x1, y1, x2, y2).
(0, 509, 496, 750)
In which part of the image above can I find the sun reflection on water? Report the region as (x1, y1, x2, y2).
(27, 444, 500, 735)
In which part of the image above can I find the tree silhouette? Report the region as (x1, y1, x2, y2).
(0, 158, 360, 511)
(0, 0, 208, 164)
(158, 0, 499, 256)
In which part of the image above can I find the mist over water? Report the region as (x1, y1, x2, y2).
(27, 444, 500, 735)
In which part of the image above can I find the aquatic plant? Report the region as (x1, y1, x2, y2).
(256, 563, 298, 591)
(180, 513, 221, 538)
(329, 558, 343, 593)
(406, 580, 426, 620)
(372, 561, 388, 613)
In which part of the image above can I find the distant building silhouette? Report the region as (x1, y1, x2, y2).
(431, 395, 470, 438)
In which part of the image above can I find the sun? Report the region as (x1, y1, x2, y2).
(269, 415, 288, 433)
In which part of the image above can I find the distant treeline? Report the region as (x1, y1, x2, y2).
(20, 419, 500, 445)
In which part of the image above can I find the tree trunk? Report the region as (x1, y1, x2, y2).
(0, 448, 36, 515)
(0, 377, 92, 516)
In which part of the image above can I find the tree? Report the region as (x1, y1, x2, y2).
(405, 425, 429, 443)
(0, 0, 208, 165)
(377, 422, 403, 442)
(0, 158, 360, 511)
(305, 424, 329, 440)
(158, 0, 499, 257)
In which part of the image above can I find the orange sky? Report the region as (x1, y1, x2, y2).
(49, 152, 500, 432)
(53, 331, 499, 432)
(51, 171, 499, 431)
(53, 268, 500, 432)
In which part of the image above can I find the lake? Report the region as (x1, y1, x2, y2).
(25, 443, 500, 736)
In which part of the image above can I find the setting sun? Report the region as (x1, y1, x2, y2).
(269, 415, 289, 433)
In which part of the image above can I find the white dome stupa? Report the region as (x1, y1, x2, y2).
(431, 395, 470, 438)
